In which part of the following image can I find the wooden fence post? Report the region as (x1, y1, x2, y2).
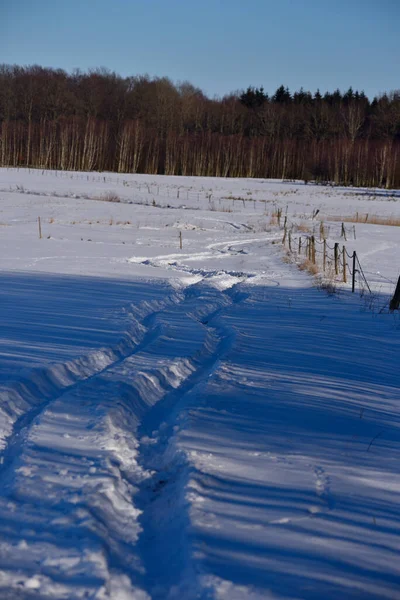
(179, 231, 182, 250)
(342, 245, 347, 283)
(389, 277, 400, 311)
(323, 239, 327, 271)
(288, 231, 292, 252)
(38, 216, 42, 239)
(341, 222, 347, 241)
(352, 251, 357, 293)
(282, 227, 287, 244)
(334, 243, 339, 275)
(298, 237, 302, 254)
(311, 236, 315, 264)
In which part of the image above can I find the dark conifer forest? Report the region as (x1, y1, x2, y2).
(1, 65, 399, 187)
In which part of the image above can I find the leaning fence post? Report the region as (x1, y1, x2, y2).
(334, 243, 339, 275)
(38, 216, 42, 239)
(389, 276, 400, 311)
(342, 245, 347, 283)
(288, 231, 292, 252)
(352, 251, 357, 293)
(323, 239, 327, 271)
(341, 222, 347, 241)
(282, 226, 287, 245)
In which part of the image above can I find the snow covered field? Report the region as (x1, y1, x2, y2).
(0, 168, 399, 599)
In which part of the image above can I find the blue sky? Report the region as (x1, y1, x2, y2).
(1, 0, 398, 99)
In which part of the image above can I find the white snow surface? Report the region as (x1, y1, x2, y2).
(0, 167, 399, 599)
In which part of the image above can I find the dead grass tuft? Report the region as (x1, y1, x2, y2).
(102, 192, 121, 203)
(298, 259, 319, 276)
(296, 223, 312, 233)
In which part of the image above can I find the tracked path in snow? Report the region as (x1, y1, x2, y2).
(0, 290, 186, 466)
(0, 276, 245, 599)
(135, 284, 247, 600)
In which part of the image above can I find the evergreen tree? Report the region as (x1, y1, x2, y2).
(273, 85, 291, 103)
(239, 86, 267, 109)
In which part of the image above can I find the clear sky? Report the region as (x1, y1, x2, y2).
(1, 0, 398, 99)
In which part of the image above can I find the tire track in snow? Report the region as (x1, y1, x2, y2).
(135, 284, 247, 600)
(0, 282, 243, 598)
(128, 254, 257, 288)
(0, 291, 185, 481)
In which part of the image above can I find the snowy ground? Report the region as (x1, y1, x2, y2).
(0, 168, 399, 599)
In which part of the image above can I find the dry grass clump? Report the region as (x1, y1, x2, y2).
(325, 214, 400, 227)
(318, 279, 337, 295)
(101, 192, 121, 203)
(281, 253, 292, 264)
(300, 259, 338, 294)
(298, 259, 319, 276)
(296, 222, 312, 233)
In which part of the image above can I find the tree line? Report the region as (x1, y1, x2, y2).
(0, 64, 399, 187)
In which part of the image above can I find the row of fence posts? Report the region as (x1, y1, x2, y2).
(35, 203, 400, 310)
(282, 224, 360, 293)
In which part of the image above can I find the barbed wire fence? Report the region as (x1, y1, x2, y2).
(276, 209, 372, 296)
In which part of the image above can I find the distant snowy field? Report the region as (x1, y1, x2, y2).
(0, 168, 399, 599)
(0, 167, 399, 294)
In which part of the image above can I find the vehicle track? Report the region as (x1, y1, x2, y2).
(135, 283, 248, 600)
(0, 291, 186, 472)
(0, 281, 244, 598)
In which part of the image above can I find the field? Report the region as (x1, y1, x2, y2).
(0, 168, 399, 599)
